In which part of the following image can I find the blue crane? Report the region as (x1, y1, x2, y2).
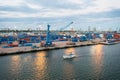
(44, 22, 73, 47)
(45, 24, 52, 46)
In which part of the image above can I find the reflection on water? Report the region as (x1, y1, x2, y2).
(65, 47, 76, 55)
(63, 48, 76, 79)
(0, 44, 120, 80)
(33, 51, 48, 79)
(63, 60, 75, 79)
(91, 45, 103, 79)
(10, 55, 21, 77)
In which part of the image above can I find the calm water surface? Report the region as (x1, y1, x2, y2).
(0, 44, 120, 80)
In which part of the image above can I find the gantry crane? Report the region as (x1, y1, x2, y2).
(44, 22, 73, 47)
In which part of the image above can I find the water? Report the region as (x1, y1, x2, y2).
(0, 44, 120, 80)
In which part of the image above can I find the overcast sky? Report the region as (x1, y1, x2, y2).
(0, 0, 120, 30)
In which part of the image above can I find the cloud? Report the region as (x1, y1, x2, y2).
(0, 0, 120, 30)
(0, 0, 120, 17)
(93, 0, 120, 9)
(0, 0, 120, 19)
(0, 0, 24, 6)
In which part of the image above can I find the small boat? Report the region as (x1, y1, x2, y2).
(63, 52, 76, 59)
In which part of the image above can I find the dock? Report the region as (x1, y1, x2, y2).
(0, 41, 97, 56)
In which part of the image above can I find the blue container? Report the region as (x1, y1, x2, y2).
(40, 36, 45, 40)
(8, 36, 15, 41)
(71, 37, 78, 42)
(85, 33, 93, 40)
(32, 45, 37, 48)
(94, 33, 101, 38)
(1, 37, 8, 42)
(24, 43, 32, 46)
(2, 46, 12, 48)
(19, 40, 27, 44)
(18, 34, 28, 39)
(7, 41, 13, 44)
(80, 36, 87, 41)
(0, 37, 2, 44)
(106, 33, 113, 39)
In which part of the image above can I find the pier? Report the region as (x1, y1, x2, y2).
(0, 41, 97, 56)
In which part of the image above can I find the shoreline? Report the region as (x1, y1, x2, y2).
(1, 40, 120, 56)
(0, 41, 97, 56)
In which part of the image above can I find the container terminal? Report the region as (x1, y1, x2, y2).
(0, 22, 120, 55)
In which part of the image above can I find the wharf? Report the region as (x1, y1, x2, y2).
(98, 41, 120, 45)
(0, 41, 97, 56)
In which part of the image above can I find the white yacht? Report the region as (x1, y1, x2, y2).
(63, 52, 76, 59)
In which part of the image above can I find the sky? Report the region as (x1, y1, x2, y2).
(0, 0, 120, 30)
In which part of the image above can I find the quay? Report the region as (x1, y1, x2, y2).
(0, 41, 97, 56)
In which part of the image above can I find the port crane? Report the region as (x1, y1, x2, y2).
(44, 22, 73, 47)
(45, 24, 52, 46)
(53, 22, 73, 34)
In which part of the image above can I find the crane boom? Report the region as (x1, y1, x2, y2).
(58, 22, 73, 31)
(52, 22, 73, 34)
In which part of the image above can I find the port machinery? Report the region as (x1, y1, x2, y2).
(42, 22, 73, 47)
